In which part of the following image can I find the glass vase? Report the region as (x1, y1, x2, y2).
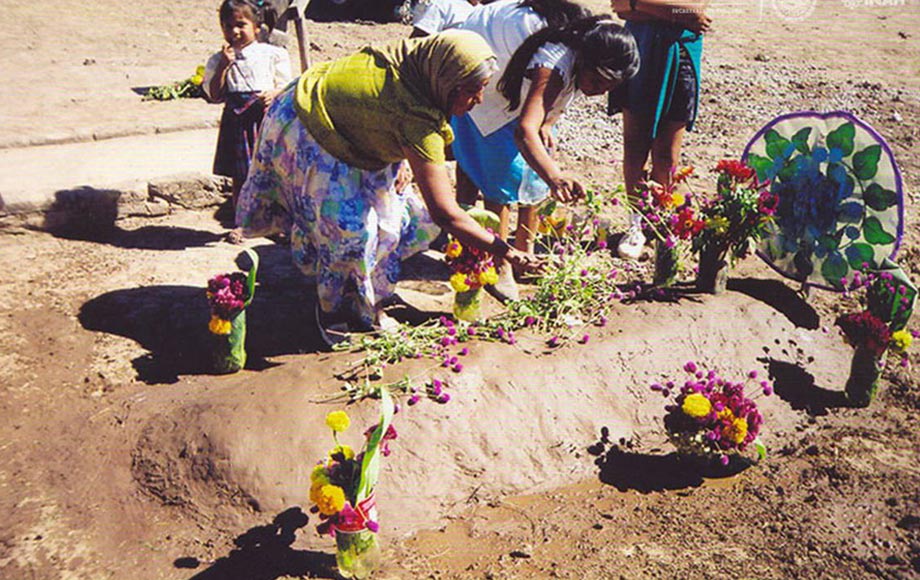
(211, 310, 246, 374)
(453, 288, 483, 322)
(334, 529, 381, 579)
(696, 244, 728, 294)
(653, 239, 679, 287)
(844, 347, 883, 408)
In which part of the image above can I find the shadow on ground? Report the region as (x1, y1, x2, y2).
(175, 507, 337, 580)
(728, 277, 820, 329)
(594, 445, 706, 492)
(760, 357, 849, 416)
(78, 244, 325, 384)
(44, 187, 223, 250)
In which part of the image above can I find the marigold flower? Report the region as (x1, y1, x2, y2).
(190, 73, 204, 86)
(723, 417, 749, 444)
(329, 444, 354, 460)
(681, 393, 712, 418)
(208, 315, 232, 335)
(325, 410, 350, 433)
(479, 266, 499, 286)
(450, 272, 471, 292)
(891, 329, 912, 353)
(445, 239, 463, 259)
(315, 484, 346, 516)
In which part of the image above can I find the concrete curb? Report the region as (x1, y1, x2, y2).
(0, 172, 232, 232)
(0, 120, 220, 151)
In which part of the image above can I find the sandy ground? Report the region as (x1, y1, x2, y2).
(2, 0, 920, 579)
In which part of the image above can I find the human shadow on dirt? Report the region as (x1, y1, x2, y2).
(760, 357, 849, 416)
(78, 244, 327, 384)
(175, 507, 337, 579)
(728, 277, 820, 329)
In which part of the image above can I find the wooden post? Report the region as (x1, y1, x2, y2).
(289, 5, 309, 72)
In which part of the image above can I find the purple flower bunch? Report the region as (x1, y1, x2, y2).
(654, 361, 771, 462)
(407, 378, 451, 406)
(207, 272, 249, 320)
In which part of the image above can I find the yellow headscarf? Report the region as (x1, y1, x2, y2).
(369, 29, 495, 115)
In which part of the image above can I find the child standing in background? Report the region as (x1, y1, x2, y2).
(204, 0, 292, 242)
(609, 0, 710, 260)
(410, 0, 480, 37)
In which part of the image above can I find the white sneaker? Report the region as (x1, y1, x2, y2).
(617, 215, 646, 260)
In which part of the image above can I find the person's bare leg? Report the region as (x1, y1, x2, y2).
(649, 119, 687, 187)
(226, 178, 245, 244)
(514, 205, 537, 253)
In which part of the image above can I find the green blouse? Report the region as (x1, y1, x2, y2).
(294, 49, 452, 171)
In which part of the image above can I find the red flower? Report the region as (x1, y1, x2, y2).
(836, 310, 891, 358)
(757, 191, 779, 216)
(715, 159, 756, 182)
(670, 207, 705, 239)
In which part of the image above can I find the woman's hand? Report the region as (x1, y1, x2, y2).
(258, 89, 277, 109)
(539, 125, 555, 153)
(548, 174, 585, 203)
(504, 247, 545, 277)
(395, 160, 414, 192)
(674, 9, 711, 33)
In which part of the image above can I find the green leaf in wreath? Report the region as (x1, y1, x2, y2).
(754, 439, 767, 461)
(819, 234, 839, 251)
(794, 249, 814, 277)
(821, 251, 848, 288)
(863, 216, 895, 245)
(863, 182, 898, 211)
(844, 243, 876, 270)
(747, 154, 773, 181)
(791, 127, 812, 154)
(826, 122, 855, 157)
(853, 145, 882, 180)
(765, 129, 792, 161)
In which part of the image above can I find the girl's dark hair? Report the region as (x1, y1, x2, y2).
(519, 0, 592, 28)
(498, 15, 640, 111)
(219, 0, 265, 27)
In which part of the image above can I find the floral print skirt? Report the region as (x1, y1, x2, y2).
(236, 84, 440, 326)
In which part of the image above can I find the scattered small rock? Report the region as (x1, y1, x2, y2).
(83, 58, 96, 65)
(886, 555, 906, 566)
(897, 31, 909, 39)
(510, 548, 532, 559)
(753, 53, 770, 62)
(896, 515, 920, 531)
(592, 523, 603, 530)
(891, 112, 903, 123)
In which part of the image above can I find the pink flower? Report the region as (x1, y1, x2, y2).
(579, 334, 590, 344)
(684, 361, 698, 373)
(452, 363, 463, 373)
(437, 393, 451, 404)
(459, 347, 469, 356)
